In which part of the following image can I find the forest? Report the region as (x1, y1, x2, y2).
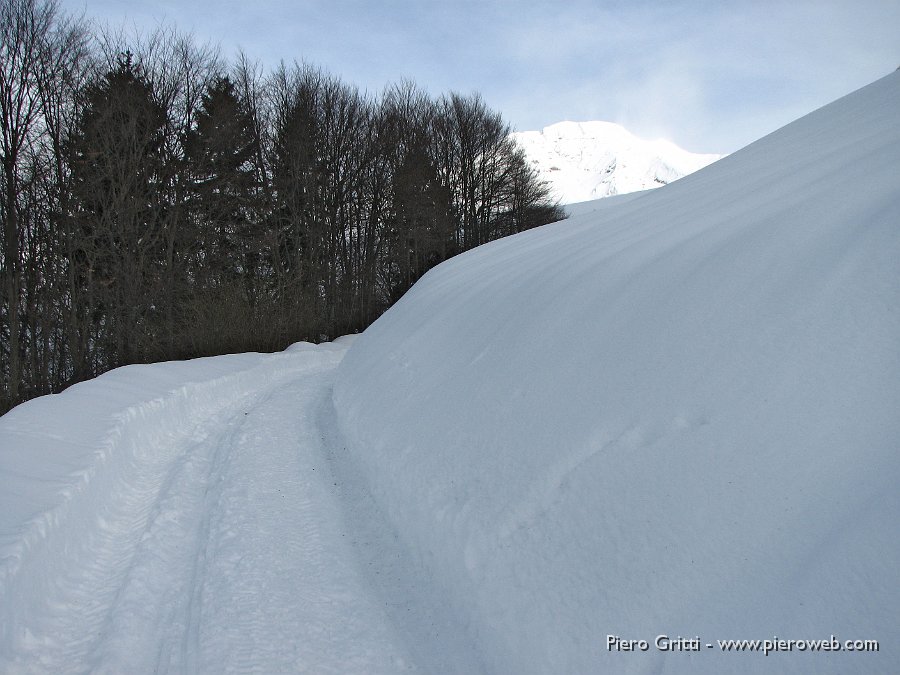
(0, 0, 564, 413)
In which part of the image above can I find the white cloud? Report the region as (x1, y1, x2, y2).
(61, 0, 900, 153)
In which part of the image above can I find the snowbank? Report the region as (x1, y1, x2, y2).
(334, 72, 900, 674)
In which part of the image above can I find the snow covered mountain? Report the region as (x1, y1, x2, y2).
(1, 73, 898, 674)
(512, 120, 722, 203)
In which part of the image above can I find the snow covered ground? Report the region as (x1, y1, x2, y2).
(1, 72, 898, 674)
(0, 340, 481, 673)
(512, 120, 721, 203)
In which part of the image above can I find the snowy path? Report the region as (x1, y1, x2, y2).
(0, 344, 479, 674)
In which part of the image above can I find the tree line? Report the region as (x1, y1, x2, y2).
(0, 0, 564, 413)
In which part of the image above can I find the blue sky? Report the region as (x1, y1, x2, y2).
(59, 0, 899, 153)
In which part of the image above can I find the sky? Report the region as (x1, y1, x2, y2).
(57, 0, 900, 153)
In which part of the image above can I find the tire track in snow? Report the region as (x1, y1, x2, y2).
(183, 365, 414, 674)
(316, 387, 489, 674)
(1, 358, 308, 674)
(3, 344, 481, 673)
(90, 397, 259, 673)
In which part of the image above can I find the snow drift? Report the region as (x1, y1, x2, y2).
(334, 72, 900, 674)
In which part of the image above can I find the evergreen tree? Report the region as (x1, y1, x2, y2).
(66, 52, 168, 367)
(388, 140, 452, 301)
(184, 75, 260, 293)
(269, 66, 326, 340)
(177, 75, 268, 354)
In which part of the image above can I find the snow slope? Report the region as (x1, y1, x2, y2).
(1, 73, 897, 675)
(334, 71, 900, 675)
(512, 120, 721, 203)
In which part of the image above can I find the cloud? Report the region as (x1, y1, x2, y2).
(61, 0, 900, 153)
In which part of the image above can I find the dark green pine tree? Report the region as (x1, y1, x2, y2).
(183, 75, 261, 295)
(66, 51, 168, 369)
(389, 140, 453, 302)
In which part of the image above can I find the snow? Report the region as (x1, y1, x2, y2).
(1, 71, 899, 673)
(334, 71, 900, 674)
(0, 342, 432, 673)
(512, 120, 722, 203)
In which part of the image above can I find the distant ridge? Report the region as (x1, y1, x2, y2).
(512, 120, 722, 204)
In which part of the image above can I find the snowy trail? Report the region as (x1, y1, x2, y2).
(1, 344, 472, 674)
(4, 73, 899, 675)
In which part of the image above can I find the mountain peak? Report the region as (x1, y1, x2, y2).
(511, 121, 722, 204)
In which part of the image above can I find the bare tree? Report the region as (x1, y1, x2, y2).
(36, 5, 91, 388)
(0, 0, 58, 407)
(0, 9, 565, 413)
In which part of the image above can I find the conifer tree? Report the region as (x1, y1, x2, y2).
(388, 140, 452, 301)
(66, 52, 168, 367)
(184, 76, 260, 295)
